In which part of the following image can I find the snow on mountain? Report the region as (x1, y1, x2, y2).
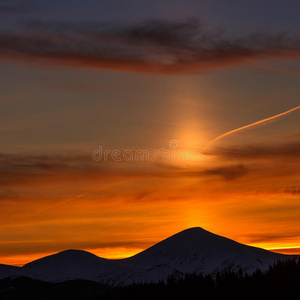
(22, 249, 127, 283)
(0, 228, 288, 285)
(0, 263, 40, 280)
(119, 227, 285, 284)
(0, 264, 22, 280)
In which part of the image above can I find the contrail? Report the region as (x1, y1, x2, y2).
(204, 105, 300, 151)
(34, 105, 300, 214)
(34, 189, 97, 215)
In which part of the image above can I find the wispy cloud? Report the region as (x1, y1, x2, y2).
(212, 141, 300, 160)
(284, 186, 300, 195)
(0, 19, 299, 74)
(271, 247, 300, 254)
(0, 152, 247, 189)
(0, 153, 104, 188)
(201, 164, 248, 180)
(245, 231, 300, 243)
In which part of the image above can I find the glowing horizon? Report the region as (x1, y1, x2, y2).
(0, 0, 299, 268)
(2, 231, 299, 267)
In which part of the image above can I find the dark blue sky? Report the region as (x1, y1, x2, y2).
(1, 0, 299, 31)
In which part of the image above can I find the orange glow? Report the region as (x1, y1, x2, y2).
(0, 95, 299, 266)
(269, 247, 300, 255)
(0, 252, 58, 267)
(1, 2, 300, 271)
(89, 247, 146, 260)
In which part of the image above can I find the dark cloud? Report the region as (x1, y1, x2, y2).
(156, 162, 249, 180)
(284, 186, 300, 195)
(201, 164, 248, 180)
(0, 19, 299, 74)
(0, 145, 296, 195)
(0, 150, 249, 193)
(212, 141, 300, 160)
(245, 231, 300, 243)
(0, 1, 38, 13)
(0, 153, 94, 173)
(271, 247, 300, 255)
(0, 153, 103, 187)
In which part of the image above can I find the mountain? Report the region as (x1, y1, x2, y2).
(0, 263, 40, 280)
(0, 227, 289, 285)
(0, 264, 22, 280)
(23, 249, 126, 283)
(112, 227, 286, 284)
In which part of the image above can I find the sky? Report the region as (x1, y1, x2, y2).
(0, 0, 299, 266)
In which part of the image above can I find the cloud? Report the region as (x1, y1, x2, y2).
(0, 1, 38, 13)
(284, 186, 300, 195)
(0, 153, 106, 188)
(201, 164, 248, 180)
(0, 147, 296, 209)
(271, 247, 300, 255)
(245, 231, 300, 243)
(0, 148, 291, 195)
(0, 153, 92, 171)
(212, 141, 300, 160)
(0, 19, 299, 74)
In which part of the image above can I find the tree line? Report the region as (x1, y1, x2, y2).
(0, 258, 299, 300)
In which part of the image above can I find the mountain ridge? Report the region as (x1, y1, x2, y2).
(0, 227, 291, 285)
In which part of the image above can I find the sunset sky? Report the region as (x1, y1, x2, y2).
(0, 0, 300, 266)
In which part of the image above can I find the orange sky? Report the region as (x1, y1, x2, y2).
(0, 110, 299, 266)
(0, 2, 300, 266)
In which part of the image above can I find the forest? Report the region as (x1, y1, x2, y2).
(0, 258, 299, 300)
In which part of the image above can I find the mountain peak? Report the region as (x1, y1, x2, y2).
(141, 226, 225, 249)
(173, 227, 212, 236)
(126, 226, 283, 273)
(23, 249, 101, 269)
(1, 228, 287, 285)
(178, 227, 207, 232)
